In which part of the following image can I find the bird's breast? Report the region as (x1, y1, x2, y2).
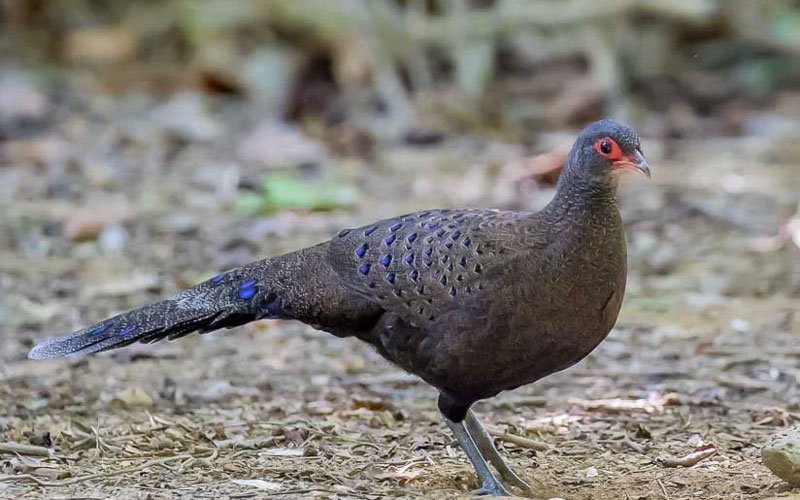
(478, 221, 627, 391)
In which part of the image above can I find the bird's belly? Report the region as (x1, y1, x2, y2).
(442, 272, 625, 401)
(506, 278, 625, 390)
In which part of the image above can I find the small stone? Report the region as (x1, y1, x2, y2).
(98, 224, 129, 253)
(237, 121, 326, 167)
(163, 213, 199, 235)
(241, 48, 296, 113)
(151, 92, 221, 142)
(762, 428, 800, 485)
(0, 71, 48, 124)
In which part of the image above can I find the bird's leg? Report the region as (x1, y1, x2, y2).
(464, 409, 533, 495)
(444, 417, 511, 497)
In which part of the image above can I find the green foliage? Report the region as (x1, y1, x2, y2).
(236, 174, 359, 215)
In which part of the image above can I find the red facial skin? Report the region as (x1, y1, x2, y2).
(594, 137, 642, 173)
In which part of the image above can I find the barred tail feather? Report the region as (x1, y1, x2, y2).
(28, 267, 270, 360)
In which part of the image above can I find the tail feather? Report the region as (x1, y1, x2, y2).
(28, 267, 268, 360)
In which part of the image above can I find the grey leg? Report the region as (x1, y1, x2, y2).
(465, 409, 533, 495)
(445, 417, 511, 496)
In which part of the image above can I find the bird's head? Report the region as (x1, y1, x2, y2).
(566, 119, 650, 184)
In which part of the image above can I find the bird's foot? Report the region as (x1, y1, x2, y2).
(471, 476, 512, 497)
(463, 409, 533, 496)
(502, 474, 533, 497)
(496, 466, 533, 495)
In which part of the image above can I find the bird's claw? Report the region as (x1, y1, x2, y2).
(497, 468, 533, 495)
(505, 478, 533, 495)
(471, 477, 512, 497)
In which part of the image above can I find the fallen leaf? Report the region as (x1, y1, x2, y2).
(111, 387, 154, 408)
(260, 447, 304, 457)
(65, 27, 136, 64)
(231, 479, 283, 491)
(237, 174, 359, 215)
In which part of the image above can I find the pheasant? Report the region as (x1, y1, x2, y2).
(30, 119, 650, 496)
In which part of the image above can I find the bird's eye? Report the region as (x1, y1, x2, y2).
(594, 137, 621, 159)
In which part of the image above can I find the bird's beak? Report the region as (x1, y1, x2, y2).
(613, 150, 650, 178)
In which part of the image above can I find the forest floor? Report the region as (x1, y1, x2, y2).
(1, 84, 800, 499)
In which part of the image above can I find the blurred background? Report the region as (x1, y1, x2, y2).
(1, 1, 799, 499)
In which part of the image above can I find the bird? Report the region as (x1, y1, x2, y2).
(29, 119, 650, 496)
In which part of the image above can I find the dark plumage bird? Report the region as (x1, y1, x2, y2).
(30, 119, 650, 496)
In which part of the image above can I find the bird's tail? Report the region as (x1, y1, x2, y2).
(28, 263, 278, 359)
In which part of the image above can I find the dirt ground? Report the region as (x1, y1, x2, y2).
(1, 88, 800, 500)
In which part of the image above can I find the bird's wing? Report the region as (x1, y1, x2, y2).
(326, 208, 547, 327)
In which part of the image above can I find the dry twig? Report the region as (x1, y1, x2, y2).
(0, 442, 52, 457)
(487, 428, 549, 452)
(658, 444, 717, 468)
(0, 454, 192, 487)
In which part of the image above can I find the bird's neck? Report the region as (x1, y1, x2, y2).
(545, 167, 619, 223)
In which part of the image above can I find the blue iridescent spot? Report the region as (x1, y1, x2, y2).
(450, 287, 456, 297)
(241, 279, 257, 289)
(240, 287, 257, 299)
(440, 275, 447, 285)
(338, 229, 351, 237)
(389, 222, 402, 232)
(450, 230, 461, 240)
(404, 253, 414, 264)
(356, 243, 369, 258)
(425, 236, 434, 244)
(419, 211, 431, 218)
(424, 259, 432, 268)
(118, 324, 136, 337)
(368, 282, 376, 288)
(417, 285, 425, 294)
(444, 241, 453, 249)
(359, 262, 371, 274)
(459, 256, 467, 267)
(211, 273, 226, 283)
(89, 323, 109, 336)
(463, 237, 471, 247)
(424, 247, 433, 256)
(404, 216, 416, 222)
(266, 296, 281, 316)
(394, 289, 403, 297)
(436, 229, 446, 237)
(447, 262, 454, 271)
(453, 213, 465, 220)
(407, 232, 418, 243)
(442, 254, 449, 263)
(386, 273, 396, 284)
(381, 254, 392, 267)
(364, 225, 378, 236)
(410, 270, 419, 281)
(384, 234, 396, 245)
(427, 221, 439, 229)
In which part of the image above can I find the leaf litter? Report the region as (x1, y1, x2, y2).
(1, 56, 799, 500)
